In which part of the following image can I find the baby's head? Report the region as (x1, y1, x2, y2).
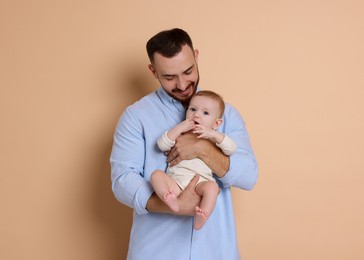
(187, 90, 225, 130)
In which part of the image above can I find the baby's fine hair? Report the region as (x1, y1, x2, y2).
(193, 90, 225, 118)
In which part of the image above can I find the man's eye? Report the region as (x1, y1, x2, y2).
(165, 77, 173, 81)
(185, 70, 192, 75)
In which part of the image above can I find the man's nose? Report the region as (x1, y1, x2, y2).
(176, 77, 188, 90)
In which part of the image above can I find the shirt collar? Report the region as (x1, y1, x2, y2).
(157, 87, 175, 106)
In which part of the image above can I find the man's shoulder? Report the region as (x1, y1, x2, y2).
(121, 90, 167, 124)
(131, 90, 158, 105)
(125, 91, 161, 112)
(223, 103, 240, 117)
(221, 103, 245, 130)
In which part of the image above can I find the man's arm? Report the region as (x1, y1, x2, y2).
(111, 107, 154, 215)
(217, 105, 258, 190)
(167, 132, 230, 177)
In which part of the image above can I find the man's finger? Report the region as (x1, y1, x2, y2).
(186, 175, 199, 190)
(167, 148, 177, 163)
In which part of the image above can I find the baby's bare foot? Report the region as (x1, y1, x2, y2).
(163, 189, 180, 212)
(194, 206, 209, 230)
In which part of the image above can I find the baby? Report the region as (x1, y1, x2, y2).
(151, 90, 236, 230)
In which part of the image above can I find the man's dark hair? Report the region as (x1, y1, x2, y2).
(146, 28, 194, 63)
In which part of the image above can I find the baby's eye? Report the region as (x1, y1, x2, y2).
(189, 107, 196, 112)
(203, 111, 209, 115)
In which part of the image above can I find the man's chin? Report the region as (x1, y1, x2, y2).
(175, 91, 194, 102)
(175, 96, 191, 105)
(172, 84, 197, 103)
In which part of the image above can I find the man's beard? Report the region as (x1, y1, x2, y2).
(176, 84, 198, 106)
(172, 73, 200, 106)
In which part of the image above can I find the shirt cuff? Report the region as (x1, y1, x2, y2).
(157, 131, 175, 151)
(134, 181, 155, 215)
(216, 134, 237, 156)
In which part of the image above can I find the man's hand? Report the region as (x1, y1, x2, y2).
(176, 175, 202, 216)
(167, 132, 207, 167)
(167, 132, 230, 177)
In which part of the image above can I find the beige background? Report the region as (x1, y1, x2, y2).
(1, 0, 363, 259)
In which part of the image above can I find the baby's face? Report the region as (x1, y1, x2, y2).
(186, 95, 221, 129)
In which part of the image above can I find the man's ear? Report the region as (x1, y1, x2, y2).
(213, 118, 223, 130)
(194, 49, 199, 63)
(148, 64, 158, 79)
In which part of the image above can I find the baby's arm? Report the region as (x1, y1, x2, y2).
(216, 134, 237, 156)
(157, 118, 195, 152)
(167, 118, 195, 141)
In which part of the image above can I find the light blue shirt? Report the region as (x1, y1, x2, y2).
(110, 87, 258, 260)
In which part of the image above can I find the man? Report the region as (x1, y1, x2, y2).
(110, 28, 258, 260)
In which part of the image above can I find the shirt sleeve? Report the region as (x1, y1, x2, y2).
(217, 105, 258, 190)
(110, 107, 154, 215)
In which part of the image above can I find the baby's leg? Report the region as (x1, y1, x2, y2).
(150, 170, 181, 212)
(194, 181, 220, 230)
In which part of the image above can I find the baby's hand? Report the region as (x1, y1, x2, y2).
(179, 118, 196, 133)
(193, 125, 214, 140)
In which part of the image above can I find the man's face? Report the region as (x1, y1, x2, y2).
(148, 44, 200, 106)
